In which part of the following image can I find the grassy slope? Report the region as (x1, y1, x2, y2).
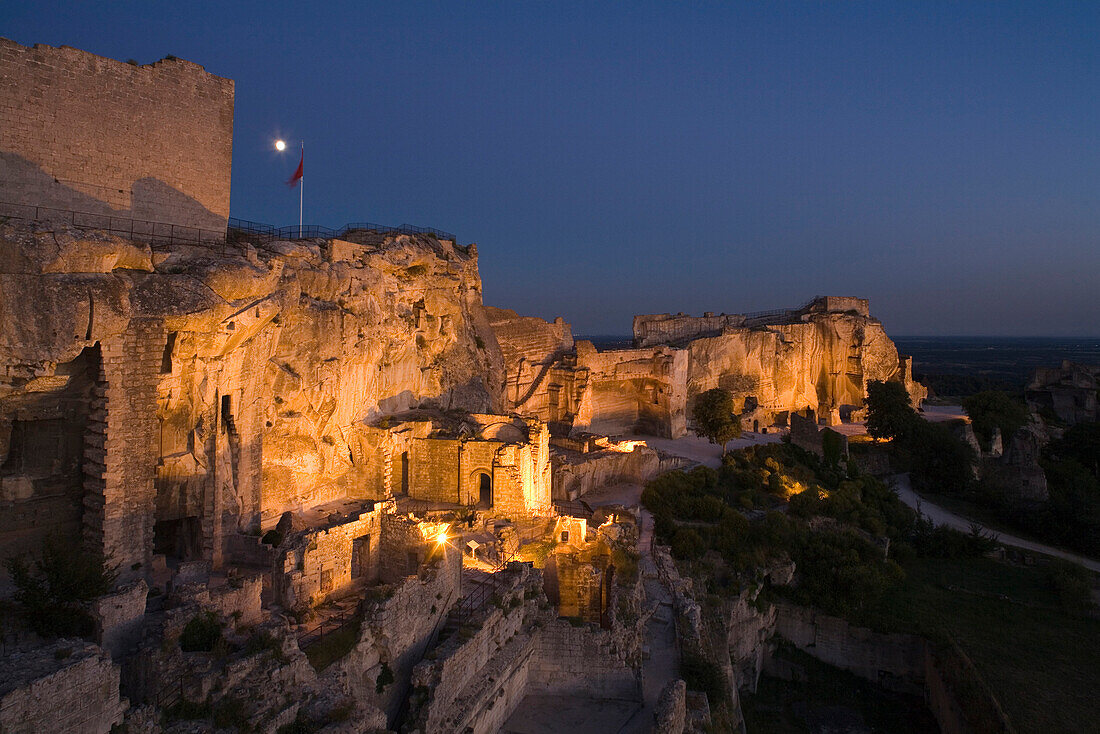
(855, 558, 1100, 733)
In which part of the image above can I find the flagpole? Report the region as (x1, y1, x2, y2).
(298, 140, 304, 238)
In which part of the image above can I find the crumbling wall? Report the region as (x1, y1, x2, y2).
(528, 618, 641, 700)
(333, 545, 461, 725)
(0, 345, 97, 565)
(408, 564, 546, 734)
(551, 443, 688, 501)
(0, 38, 233, 234)
(0, 641, 128, 734)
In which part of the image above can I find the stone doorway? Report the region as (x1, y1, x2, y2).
(478, 472, 492, 508)
(153, 517, 202, 561)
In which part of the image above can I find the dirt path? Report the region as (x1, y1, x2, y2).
(890, 473, 1100, 573)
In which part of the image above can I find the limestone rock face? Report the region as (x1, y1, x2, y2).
(687, 314, 925, 426)
(0, 221, 504, 570)
(490, 301, 926, 438)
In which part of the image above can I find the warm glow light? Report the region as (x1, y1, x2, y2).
(435, 531, 448, 545)
(274, 139, 286, 151)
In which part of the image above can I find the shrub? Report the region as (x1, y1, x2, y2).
(180, 611, 224, 652)
(244, 630, 288, 663)
(898, 419, 975, 496)
(4, 535, 118, 638)
(212, 696, 249, 729)
(670, 528, 707, 560)
(681, 649, 726, 704)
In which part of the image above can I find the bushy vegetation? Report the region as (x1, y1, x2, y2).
(865, 380, 916, 441)
(642, 442, 994, 616)
(645, 431, 1098, 734)
(4, 535, 119, 638)
(179, 611, 225, 652)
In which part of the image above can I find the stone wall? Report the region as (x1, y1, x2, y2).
(551, 443, 690, 501)
(773, 603, 926, 694)
(528, 618, 641, 699)
(408, 564, 545, 733)
(94, 320, 165, 580)
(554, 544, 611, 622)
(0, 345, 97, 565)
(0, 38, 233, 235)
(334, 545, 461, 726)
(789, 411, 848, 460)
(0, 641, 127, 734)
(90, 579, 148, 658)
(272, 505, 444, 608)
(652, 679, 687, 734)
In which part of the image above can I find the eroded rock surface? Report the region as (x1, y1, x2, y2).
(0, 221, 504, 570)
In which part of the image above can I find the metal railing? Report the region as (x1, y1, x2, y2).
(298, 602, 360, 650)
(454, 547, 523, 618)
(227, 217, 458, 244)
(0, 201, 458, 248)
(0, 201, 225, 246)
(742, 296, 821, 323)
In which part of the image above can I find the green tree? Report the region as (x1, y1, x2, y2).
(865, 381, 917, 441)
(961, 391, 1028, 451)
(691, 388, 742, 448)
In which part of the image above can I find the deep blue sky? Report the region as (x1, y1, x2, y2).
(6, 2, 1099, 336)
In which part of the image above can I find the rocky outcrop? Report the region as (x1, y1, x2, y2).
(0, 221, 504, 570)
(489, 297, 925, 440)
(682, 302, 926, 428)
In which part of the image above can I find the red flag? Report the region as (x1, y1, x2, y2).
(287, 151, 303, 187)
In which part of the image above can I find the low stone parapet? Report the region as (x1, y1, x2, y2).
(0, 640, 127, 734)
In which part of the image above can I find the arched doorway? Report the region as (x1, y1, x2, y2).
(400, 451, 409, 495)
(478, 472, 492, 508)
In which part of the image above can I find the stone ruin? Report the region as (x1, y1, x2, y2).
(0, 38, 931, 734)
